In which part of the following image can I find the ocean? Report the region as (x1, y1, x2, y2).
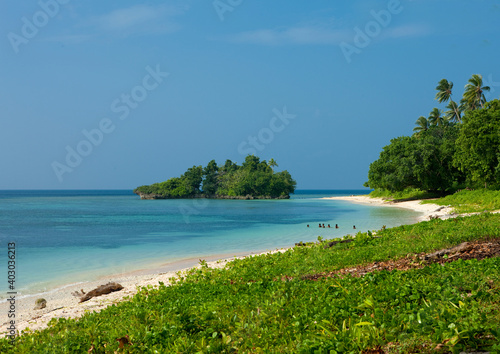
(0, 190, 419, 299)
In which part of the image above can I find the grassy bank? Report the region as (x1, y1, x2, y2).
(368, 188, 440, 201)
(422, 189, 500, 213)
(2, 213, 500, 353)
(370, 188, 500, 214)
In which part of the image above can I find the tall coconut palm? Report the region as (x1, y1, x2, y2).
(444, 100, 462, 123)
(428, 108, 445, 127)
(435, 79, 454, 103)
(435, 78, 462, 123)
(462, 74, 490, 110)
(413, 116, 429, 135)
(268, 158, 278, 172)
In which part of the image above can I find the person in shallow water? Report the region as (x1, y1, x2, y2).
(353, 225, 356, 229)
(335, 224, 339, 229)
(328, 224, 331, 228)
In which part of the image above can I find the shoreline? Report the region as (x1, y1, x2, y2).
(322, 195, 456, 222)
(0, 195, 453, 336)
(0, 248, 286, 335)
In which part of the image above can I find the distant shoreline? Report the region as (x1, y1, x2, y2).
(135, 192, 290, 200)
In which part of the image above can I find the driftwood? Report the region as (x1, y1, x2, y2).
(421, 242, 470, 260)
(323, 239, 354, 249)
(76, 282, 124, 303)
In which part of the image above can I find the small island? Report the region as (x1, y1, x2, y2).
(134, 155, 296, 199)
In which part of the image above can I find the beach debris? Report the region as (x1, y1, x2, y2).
(421, 242, 470, 260)
(72, 289, 86, 298)
(323, 239, 354, 249)
(116, 335, 133, 349)
(78, 282, 124, 303)
(34, 298, 47, 310)
(301, 238, 500, 281)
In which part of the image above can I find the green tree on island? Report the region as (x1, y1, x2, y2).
(134, 155, 296, 199)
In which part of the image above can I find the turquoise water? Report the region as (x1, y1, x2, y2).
(0, 190, 419, 298)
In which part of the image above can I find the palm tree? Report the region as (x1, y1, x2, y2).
(428, 108, 445, 127)
(413, 116, 429, 135)
(435, 78, 462, 123)
(444, 100, 462, 123)
(435, 79, 454, 103)
(268, 158, 278, 172)
(462, 74, 490, 110)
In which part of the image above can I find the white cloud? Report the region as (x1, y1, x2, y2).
(224, 26, 350, 45)
(222, 22, 431, 46)
(384, 23, 432, 39)
(90, 4, 188, 36)
(97, 5, 168, 31)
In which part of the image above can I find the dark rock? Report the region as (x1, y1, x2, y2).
(34, 298, 47, 310)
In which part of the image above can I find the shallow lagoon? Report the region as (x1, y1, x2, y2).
(0, 190, 419, 298)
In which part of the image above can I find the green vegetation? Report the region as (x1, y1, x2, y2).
(423, 189, 500, 214)
(365, 74, 500, 193)
(133, 155, 296, 199)
(3, 214, 500, 353)
(368, 187, 440, 201)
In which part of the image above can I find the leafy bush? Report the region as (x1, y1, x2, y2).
(425, 189, 500, 213)
(369, 188, 440, 201)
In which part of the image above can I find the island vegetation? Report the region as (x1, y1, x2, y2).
(133, 155, 296, 199)
(364, 74, 500, 195)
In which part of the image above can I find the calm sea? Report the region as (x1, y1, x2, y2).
(0, 190, 419, 298)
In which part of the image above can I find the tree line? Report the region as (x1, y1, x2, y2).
(365, 74, 500, 193)
(134, 155, 296, 199)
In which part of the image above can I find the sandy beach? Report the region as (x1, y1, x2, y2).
(0, 250, 288, 336)
(0, 195, 455, 336)
(323, 195, 457, 222)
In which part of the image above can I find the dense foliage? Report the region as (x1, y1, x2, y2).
(2, 214, 500, 353)
(365, 74, 500, 193)
(454, 100, 500, 189)
(133, 155, 296, 198)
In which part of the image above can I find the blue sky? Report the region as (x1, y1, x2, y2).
(1, 0, 499, 190)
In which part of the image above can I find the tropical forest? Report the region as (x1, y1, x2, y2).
(364, 74, 500, 194)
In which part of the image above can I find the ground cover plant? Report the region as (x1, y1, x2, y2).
(2, 214, 500, 353)
(368, 188, 440, 201)
(423, 189, 500, 213)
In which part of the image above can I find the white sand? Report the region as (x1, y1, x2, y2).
(323, 195, 456, 222)
(0, 250, 286, 336)
(0, 195, 475, 336)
